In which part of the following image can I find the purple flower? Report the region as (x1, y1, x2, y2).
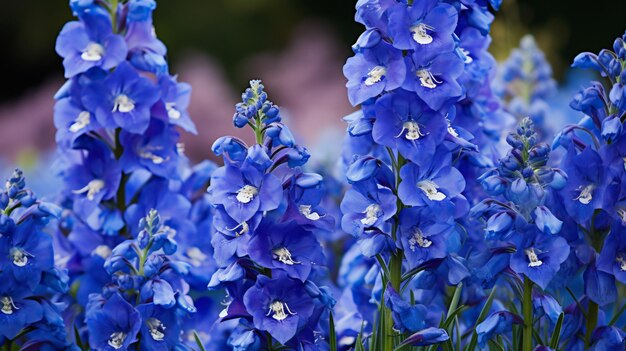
(243, 274, 314, 345)
(340, 183, 397, 236)
(344, 41, 406, 106)
(86, 293, 141, 351)
(403, 51, 464, 110)
(82, 62, 160, 134)
(55, 14, 127, 78)
(247, 221, 324, 281)
(398, 207, 454, 268)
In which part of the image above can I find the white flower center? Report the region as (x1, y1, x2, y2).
(112, 94, 136, 113)
(267, 301, 296, 321)
(618, 208, 626, 225)
(574, 185, 594, 205)
(0, 297, 18, 315)
(139, 149, 167, 165)
(81, 42, 105, 62)
(273, 247, 300, 265)
(73, 179, 105, 201)
(69, 111, 91, 133)
(147, 318, 166, 341)
(408, 228, 432, 251)
(236, 185, 258, 204)
(93, 245, 112, 259)
(416, 69, 442, 89)
(409, 23, 434, 45)
(446, 118, 459, 137)
(361, 204, 382, 226)
(396, 120, 426, 140)
(108, 332, 127, 350)
(186, 247, 208, 267)
(616, 255, 626, 272)
(525, 248, 543, 267)
(364, 66, 386, 86)
(11, 248, 29, 267)
(299, 205, 320, 221)
(460, 48, 473, 64)
(417, 180, 446, 201)
(166, 102, 181, 120)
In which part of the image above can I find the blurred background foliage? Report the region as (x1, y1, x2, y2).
(2, 0, 626, 103)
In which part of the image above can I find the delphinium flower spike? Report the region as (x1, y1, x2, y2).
(53, 0, 215, 348)
(206, 80, 334, 350)
(339, 0, 504, 349)
(494, 35, 558, 142)
(548, 30, 626, 349)
(0, 169, 76, 350)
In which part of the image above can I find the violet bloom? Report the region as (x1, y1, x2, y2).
(598, 226, 626, 284)
(85, 293, 141, 351)
(208, 159, 282, 224)
(398, 207, 454, 268)
(82, 62, 160, 134)
(372, 89, 447, 167)
(344, 41, 406, 106)
(55, 13, 127, 78)
(340, 184, 397, 237)
(403, 51, 464, 111)
(247, 221, 324, 281)
(398, 146, 465, 209)
(156, 75, 197, 134)
(0, 277, 44, 339)
(386, 0, 457, 53)
(243, 273, 314, 345)
(509, 226, 570, 290)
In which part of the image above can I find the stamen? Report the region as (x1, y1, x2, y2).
(267, 300, 297, 321)
(93, 245, 112, 259)
(573, 185, 594, 205)
(409, 23, 435, 45)
(360, 204, 382, 226)
(108, 332, 127, 350)
(299, 205, 321, 221)
(460, 48, 473, 64)
(616, 254, 626, 272)
(165, 102, 181, 120)
(147, 318, 166, 341)
(139, 149, 168, 165)
(395, 120, 426, 140)
(417, 180, 446, 201)
(69, 111, 91, 133)
(225, 221, 249, 237)
(408, 228, 432, 252)
(0, 297, 18, 315)
(112, 94, 135, 113)
(446, 118, 459, 137)
(525, 248, 543, 267)
(364, 66, 386, 86)
(273, 247, 301, 265)
(81, 42, 105, 62)
(236, 185, 258, 204)
(10, 248, 31, 267)
(72, 179, 105, 201)
(416, 69, 442, 89)
(186, 247, 208, 267)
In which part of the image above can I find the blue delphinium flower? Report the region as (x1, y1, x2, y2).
(53, 0, 206, 348)
(0, 170, 74, 349)
(85, 293, 141, 350)
(494, 35, 558, 141)
(207, 80, 333, 349)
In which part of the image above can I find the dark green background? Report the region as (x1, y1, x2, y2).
(1, 0, 625, 103)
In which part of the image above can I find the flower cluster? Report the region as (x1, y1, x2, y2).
(85, 209, 195, 350)
(494, 35, 558, 141)
(470, 118, 569, 347)
(52, 0, 216, 349)
(206, 80, 335, 349)
(0, 169, 75, 350)
(338, 0, 506, 349)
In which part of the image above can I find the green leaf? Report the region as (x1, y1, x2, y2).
(466, 287, 497, 351)
(329, 311, 337, 351)
(609, 302, 626, 326)
(193, 330, 206, 351)
(355, 322, 366, 351)
(549, 312, 564, 349)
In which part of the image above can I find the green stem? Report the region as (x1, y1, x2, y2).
(110, 0, 119, 31)
(584, 301, 599, 348)
(522, 277, 533, 351)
